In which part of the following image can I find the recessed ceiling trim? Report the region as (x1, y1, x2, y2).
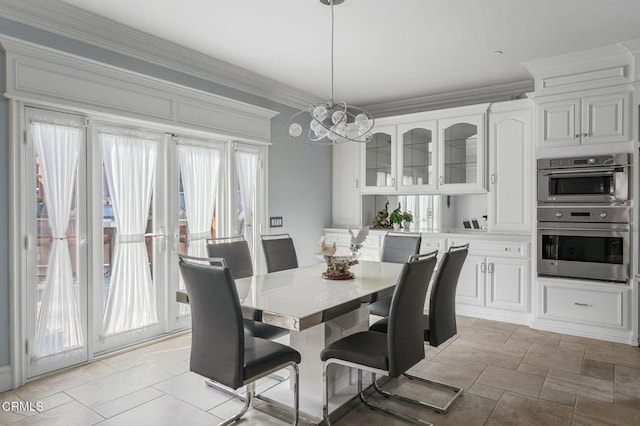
(0, 0, 322, 110)
(364, 80, 534, 117)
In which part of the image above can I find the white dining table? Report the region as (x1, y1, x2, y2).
(177, 260, 405, 423)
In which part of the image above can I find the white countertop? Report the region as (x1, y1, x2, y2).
(325, 227, 531, 240)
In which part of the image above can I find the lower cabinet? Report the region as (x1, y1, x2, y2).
(451, 237, 531, 321)
(536, 278, 631, 337)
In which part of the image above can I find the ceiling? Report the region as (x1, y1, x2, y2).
(54, 0, 640, 107)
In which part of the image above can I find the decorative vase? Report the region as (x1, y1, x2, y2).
(404, 222, 411, 231)
(392, 223, 400, 231)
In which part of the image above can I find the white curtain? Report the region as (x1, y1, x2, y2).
(101, 132, 158, 336)
(177, 142, 221, 315)
(235, 150, 258, 253)
(32, 121, 84, 359)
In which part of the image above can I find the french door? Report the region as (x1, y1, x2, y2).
(21, 106, 267, 379)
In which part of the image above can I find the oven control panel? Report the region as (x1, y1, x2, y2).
(537, 206, 630, 223)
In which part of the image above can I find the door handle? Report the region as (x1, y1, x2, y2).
(488, 263, 494, 273)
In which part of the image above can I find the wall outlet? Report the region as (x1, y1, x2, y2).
(270, 216, 283, 227)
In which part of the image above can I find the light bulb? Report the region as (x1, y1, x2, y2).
(336, 122, 348, 136)
(312, 105, 328, 122)
(288, 123, 302, 137)
(355, 113, 369, 127)
(327, 125, 339, 141)
(314, 124, 328, 138)
(331, 110, 346, 125)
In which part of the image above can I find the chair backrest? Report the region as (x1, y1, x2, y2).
(261, 234, 299, 273)
(207, 237, 254, 279)
(428, 244, 469, 347)
(178, 256, 245, 389)
(381, 233, 422, 264)
(387, 251, 437, 377)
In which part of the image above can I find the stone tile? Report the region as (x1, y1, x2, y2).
(505, 336, 533, 350)
(456, 325, 514, 344)
(92, 386, 164, 418)
(333, 402, 407, 425)
(614, 364, 640, 397)
(455, 315, 478, 328)
(467, 383, 504, 401)
(585, 346, 640, 369)
(476, 366, 545, 398)
(14, 361, 119, 400)
(154, 372, 234, 411)
(517, 362, 549, 377)
(544, 368, 614, 403)
(485, 392, 573, 426)
(512, 327, 562, 346)
(406, 358, 482, 390)
(538, 387, 576, 406)
(558, 341, 585, 352)
(522, 343, 584, 374)
(472, 319, 519, 333)
(582, 358, 614, 381)
(65, 363, 174, 408)
(433, 338, 528, 373)
(99, 394, 220, 426)
(573, 396, 640, 426)
(0, 391, 28, 423)
(560, 334, 614, 350)
(615, 393, 640, 411)
(10, 401, 103, 426)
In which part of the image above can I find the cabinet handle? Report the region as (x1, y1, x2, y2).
(574, 302, 590, 307)
(490, 174, 496, 185)
(582, 133, 589, 138)
(480, 263, 486, 273)
(391, 178, 395, 187)
(488, 263, 494, 273)
(439, 176, 444, 185)
(355, 179, 359, 189)
(575, 134, 580, 139)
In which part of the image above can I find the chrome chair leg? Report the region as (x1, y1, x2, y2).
(358, 372, 433, 426)
(291, 364, 299, 426)
(370, 372, 463, 414)
(205, 379, 247, 402)
(219, 382, 253, 426)
(322, 361, 332, 426)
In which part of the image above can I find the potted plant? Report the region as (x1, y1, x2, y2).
(402, 211, 414, 231)
(389, 206, 403, 231)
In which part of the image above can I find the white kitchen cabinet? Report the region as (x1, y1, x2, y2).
(397, 120, 438, 193)
(361, 124, 396, 194)
(538, 89, 631, 148)
(488, 102, 532, 233)
(438, 111, 487, 193)
(332, 141, 361, 226)
(537, 278, 631, 334)
(451, 237, 531, 318)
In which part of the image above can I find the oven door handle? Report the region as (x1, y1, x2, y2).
(538, 226, 629, 233)
(542, 167, 624, 177)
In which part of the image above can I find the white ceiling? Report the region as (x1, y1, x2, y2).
(56, 0, 640, 107)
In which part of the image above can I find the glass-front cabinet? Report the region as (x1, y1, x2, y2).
(361, 125, 396, 194)
(397, 120, 437, 193)
(438, 113, 486, 193)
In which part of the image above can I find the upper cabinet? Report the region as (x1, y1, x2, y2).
(362, 125, 396, 193)
(397, 120, 438, 193)
(360, 104, 488, 195)
(438, 113, 486, 193)
(538, 89, 631, 148)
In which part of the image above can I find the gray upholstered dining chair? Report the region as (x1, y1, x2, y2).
(320, 251, 437, 425)
(369, 243, 469, 414)
(261, 233, 299, 273)
(179, 255, 300, 426)
(207, 236, 287, 340)
(368, 232, 422, 316)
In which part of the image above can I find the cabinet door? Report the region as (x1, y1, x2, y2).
(488, 108, 531, 232)
(332, 141, 361, 226)
(397, 120, 437, 193)
(581, 91, 630, 145)
(438, 114, 486, 193)
(485, 257, 529, 312)
(539, 99, 579, 147)
(361, 125, 396, 194)
(455, 254, 485, 306)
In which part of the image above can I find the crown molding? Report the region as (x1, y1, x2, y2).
(363, 80, 534, 117)
(0, 0, 321, 110)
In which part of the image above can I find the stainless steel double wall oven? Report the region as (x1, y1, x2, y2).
(537, 154, 631, 283)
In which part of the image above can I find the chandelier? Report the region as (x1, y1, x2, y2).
(285, 0, 374, 144)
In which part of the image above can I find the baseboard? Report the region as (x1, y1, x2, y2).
(0, 365, 12, 392)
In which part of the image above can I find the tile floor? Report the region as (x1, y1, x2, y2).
(1, 316, 640, 425)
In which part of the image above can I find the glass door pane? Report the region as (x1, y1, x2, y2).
(27, 109, 88, 378)
(365, 132, 393, 188)
(443, 122, 478, 185)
